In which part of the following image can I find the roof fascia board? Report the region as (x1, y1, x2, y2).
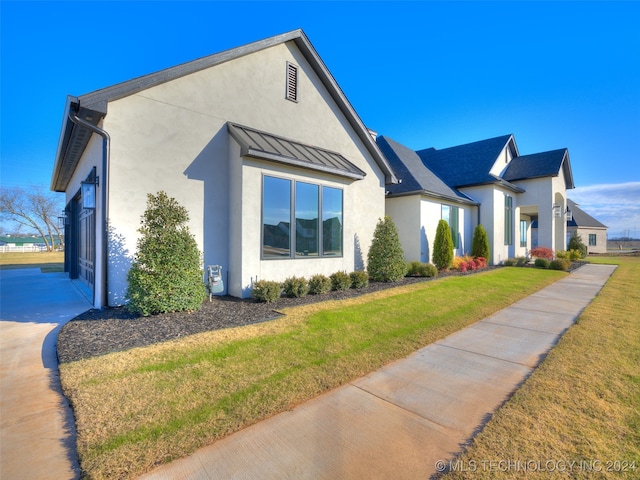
(388, 189, 479, 206)
(51, 96, 75, 191)
(78, 30, 305, 114)
(245, 148, 364, 180)
(292, 32, 397, 184)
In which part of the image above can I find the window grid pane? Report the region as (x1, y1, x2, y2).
(322, 186, 343, 256)
(295, 182, 319, 257)
(262, 176, 291, 258)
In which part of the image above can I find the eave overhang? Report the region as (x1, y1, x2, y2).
(51, 29, 398, 192)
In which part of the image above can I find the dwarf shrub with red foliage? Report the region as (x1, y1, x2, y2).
(475, 257, 487, 268)
(460, 262, 468, 273)
(530, 247, 554, 260)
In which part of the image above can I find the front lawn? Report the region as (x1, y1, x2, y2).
(60, 267, 565, 479)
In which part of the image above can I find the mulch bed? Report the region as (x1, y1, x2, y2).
(57, 263, 586, 364)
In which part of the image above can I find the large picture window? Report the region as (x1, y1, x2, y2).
(442, 205, 459, 248)
(263, 175, 342, 259)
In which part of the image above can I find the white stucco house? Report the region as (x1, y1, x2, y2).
(377, 134, 575, 266)
(566, 199, 608, 254)
(51, 30, 397, 308)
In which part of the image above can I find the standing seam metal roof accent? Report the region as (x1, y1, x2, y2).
(227, 123, 367, 180)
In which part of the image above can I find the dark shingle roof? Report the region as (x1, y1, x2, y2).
(376, 136, 477, 204)
(503, 149, 575, 189)
(417, 134, 515, 188)
(567, 199, 607, 228)
(228, 123, 366, 180)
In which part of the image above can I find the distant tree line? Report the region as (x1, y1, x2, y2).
(0, 186, 65, 252)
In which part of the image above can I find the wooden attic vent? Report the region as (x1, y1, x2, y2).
(286, 62, 298, 102)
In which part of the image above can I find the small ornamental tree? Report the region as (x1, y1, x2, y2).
(433, 219, 454, 270)
(567, 230, 588, 258)
(367, 215, 406, 282)
(471, 224, 490, 263)
(126, 191, 206, 316)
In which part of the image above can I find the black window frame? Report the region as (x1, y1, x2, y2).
(261, 174, 343, 260)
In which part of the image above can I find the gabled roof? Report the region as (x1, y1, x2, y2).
(567, 199, 607, 229)
(51, 29, 397, 191)
(416, 134, 523, 192)
(228, 123, 366, 180)
(503, 149, 575, 189)
(376, 136, 478, 205)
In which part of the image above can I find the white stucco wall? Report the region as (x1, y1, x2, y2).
(94, 40, 387, 303)
(386, 194, 476, 265)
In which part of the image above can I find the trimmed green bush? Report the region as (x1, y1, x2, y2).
(550, 258, 571, 271)
(367, 216, 406, 282)
(283, 276, 309, 298)
(516, 256, 528, 267)
(330, 271, 352, 291)
(567, 230, 587, 258)
(308, 274, 332, 295)
(504, 258, 516, 266)
(407, 261, 438, 277)
(252, 280, 282, 303)
(534, 258, 550, 268)
(471, 224, 490, 263)
(350, 271, 369, 289)
(433, 219, 454, 270)
(126, 191, 206, 316)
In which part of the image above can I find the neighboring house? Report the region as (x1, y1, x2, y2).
(566, 199, 608, 254)
(378, 134, 575, 265)
(51, 30, 396, 308)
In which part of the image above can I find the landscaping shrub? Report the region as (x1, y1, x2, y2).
(567, 230, 587, 258)
(503, 258, 516, 267)
(475, 257, 487, 268)
(350, 271, 369, 289)
(367, 216, 406, 282)
(406, 261, 437, 277)
(534, 258, 550, 268)
(308, 274, 331, 295)
(126, 191, 206, 316)
(530, 246, 554, 260)
(557, 249, 582, 261)
(252, 280, 282, 303)
(330, 271, 352, 291)
(516, 256, 528, 267)
(282, 276, 309, 298)
(550, 258, 571, 271)
(433, 219, 454, 270)
(471, 224, 490, 263)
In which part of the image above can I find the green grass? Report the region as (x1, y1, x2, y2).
(441, 256, 640, 479)
(0, 251, 64, 272)
(60, 267, 566, 479)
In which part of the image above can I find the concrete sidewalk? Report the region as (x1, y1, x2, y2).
(1, 268, 92, 480)
(140, 263, 616, 480)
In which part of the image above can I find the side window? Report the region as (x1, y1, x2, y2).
(262, 176, 291, 258)
(262, 176, 343, 259)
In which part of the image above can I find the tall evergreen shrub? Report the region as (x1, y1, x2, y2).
(471, 224, 490, 263)
(367, 215, 406, 282)
(433, 219, 454, 270)
(567, 230, 588, 258)
(126, 191, 206, 316)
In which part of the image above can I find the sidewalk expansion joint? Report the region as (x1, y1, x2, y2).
(349, 383, 456, 434)
(479, 318, 572, 335)
(434, 342, 538, 370)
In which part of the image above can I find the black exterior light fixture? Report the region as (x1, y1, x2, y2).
(81, 167, 98, 209)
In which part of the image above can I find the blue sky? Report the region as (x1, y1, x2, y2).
(1, 1, 639, 237)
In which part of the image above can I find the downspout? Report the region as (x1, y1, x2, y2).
(68, 110, 110, 309)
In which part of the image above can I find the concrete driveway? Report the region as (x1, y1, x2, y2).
(0, 268, 92, 480)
